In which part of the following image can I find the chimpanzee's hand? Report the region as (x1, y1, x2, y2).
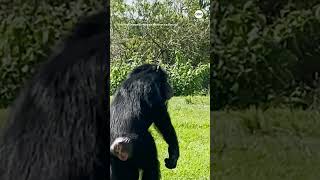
(165, 146, 179, 169)
(164, 157, 178, 169)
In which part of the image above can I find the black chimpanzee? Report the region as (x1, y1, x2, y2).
(0, 11, 109, 180)
(110, 64, 180, 180)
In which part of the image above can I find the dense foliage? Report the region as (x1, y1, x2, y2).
(111, 0, 210, 96)
(0, 0, 103, 108)
(111, 59, 209, 96)
(211, 0, 320, 110)
(0, 0, 210, 107)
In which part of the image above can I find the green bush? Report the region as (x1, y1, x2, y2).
(110, 59, 210, 96)
(0, 1, 102, 108)
(164, 60, 209, 96)
(211, 0, 320, 110)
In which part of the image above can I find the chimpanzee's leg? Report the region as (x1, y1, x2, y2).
(111, 156, 139, 180)
(136, 134, 160, 180)
(141, 159, 160, 180)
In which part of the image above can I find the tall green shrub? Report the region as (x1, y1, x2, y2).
(0, 1, 102, 108)
(110, 59, 210, 96)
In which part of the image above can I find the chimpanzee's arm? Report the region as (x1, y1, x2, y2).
(153, 104, 179, 169)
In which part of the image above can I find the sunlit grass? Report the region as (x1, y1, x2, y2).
(150, 96, 210, 179)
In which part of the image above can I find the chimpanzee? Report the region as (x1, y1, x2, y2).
(110, 64, 180, 180)
(0, 11, 109, 180)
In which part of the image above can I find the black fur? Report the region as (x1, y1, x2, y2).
(110, 64, 179, 180)
(0, 11, 109, 180)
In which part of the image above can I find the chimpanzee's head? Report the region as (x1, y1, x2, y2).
(128, 64, 173, 101)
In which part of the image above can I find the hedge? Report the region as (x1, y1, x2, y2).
(211, 0, 320, 110)
(0, 1, 102, 108)
(111, 59, 210, 96)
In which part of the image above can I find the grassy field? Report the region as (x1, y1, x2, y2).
(0, 96, 211, 180)
(150, 96, 210, 179)
(213, 108, 320, 180)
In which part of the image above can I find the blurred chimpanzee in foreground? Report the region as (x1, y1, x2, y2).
(110, 64, 180, 180)
(0, 11, 109, 180)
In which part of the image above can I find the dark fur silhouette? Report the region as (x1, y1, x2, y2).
(0, 11, 109, 180)
(110, 64, 179, 180)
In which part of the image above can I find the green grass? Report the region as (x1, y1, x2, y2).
(150, 96, 210, 179)
(0, 96, 211, 179)
(213, 108, 320, 180)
